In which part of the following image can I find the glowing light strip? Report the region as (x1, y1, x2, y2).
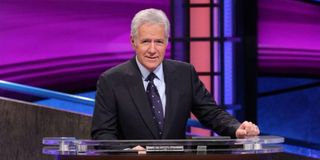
(223, 0, 233, 104)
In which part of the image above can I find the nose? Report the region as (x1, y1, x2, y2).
(148, 42, 156, 54)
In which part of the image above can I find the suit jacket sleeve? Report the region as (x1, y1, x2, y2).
(189, 65, 241, 137)
(91, 74, 118, 140)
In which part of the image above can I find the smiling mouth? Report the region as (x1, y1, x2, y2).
(146, 56, 158, 60)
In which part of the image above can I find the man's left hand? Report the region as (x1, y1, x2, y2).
(235, 121, 260, 138)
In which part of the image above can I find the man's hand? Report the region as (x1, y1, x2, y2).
(235, 121, 260, 138)
(131, 145, 146, 154)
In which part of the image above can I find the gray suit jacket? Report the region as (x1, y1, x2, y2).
(91, 58, 240, 140)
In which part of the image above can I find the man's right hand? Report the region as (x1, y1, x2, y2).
(131, 145, 146, 154)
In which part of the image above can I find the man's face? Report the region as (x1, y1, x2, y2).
(131, 23, 167, 72)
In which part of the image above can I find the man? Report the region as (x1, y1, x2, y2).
(91, 8, 259, 140)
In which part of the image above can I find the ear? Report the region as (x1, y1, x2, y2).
(130, 36, 136, 48)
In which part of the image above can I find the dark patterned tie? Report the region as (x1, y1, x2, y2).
(145, 72, 164, 136)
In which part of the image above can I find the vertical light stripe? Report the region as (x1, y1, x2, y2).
(224, 0, 234, 104)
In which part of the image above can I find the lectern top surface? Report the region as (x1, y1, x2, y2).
(42, 136, 284, 156)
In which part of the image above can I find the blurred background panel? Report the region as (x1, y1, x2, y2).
(258, 0, 320, 76)
(257, 0, 320, 154)
(0, 0, 170, 93)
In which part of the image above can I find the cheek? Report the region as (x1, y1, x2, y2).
(157, 46, 166, 53)
(139, 47, 149, 54)
(160, 48, 167, 56)
(136, 48, 146, 55)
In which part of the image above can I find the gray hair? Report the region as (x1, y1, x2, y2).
(131, 8, 170, 42)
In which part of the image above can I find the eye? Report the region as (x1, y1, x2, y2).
(155, 40, 164, 45)
(141, 40, 150, 44)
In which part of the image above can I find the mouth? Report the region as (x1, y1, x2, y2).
(145, 56, 158, 60)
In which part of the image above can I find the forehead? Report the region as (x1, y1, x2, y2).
(137, 23, 166, 38)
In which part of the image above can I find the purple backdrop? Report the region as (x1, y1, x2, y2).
(258, 0, 320, 76)
(0, 0, 170, 91)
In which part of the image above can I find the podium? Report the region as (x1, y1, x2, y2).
(40, 136, 315, 160)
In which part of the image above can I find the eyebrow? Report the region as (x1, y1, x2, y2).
(140, 38, 164, 41)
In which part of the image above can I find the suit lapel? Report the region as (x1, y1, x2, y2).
(124, 58, 159, 139)
(162, 60, 180, 138)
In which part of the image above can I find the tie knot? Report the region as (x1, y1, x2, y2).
(146, 72, 157, 82)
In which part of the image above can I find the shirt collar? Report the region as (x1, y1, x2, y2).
(135, 56, 164, 82)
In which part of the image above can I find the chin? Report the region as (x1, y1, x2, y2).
(146, 64, 158, 71)
(147, 66, 157, 71)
